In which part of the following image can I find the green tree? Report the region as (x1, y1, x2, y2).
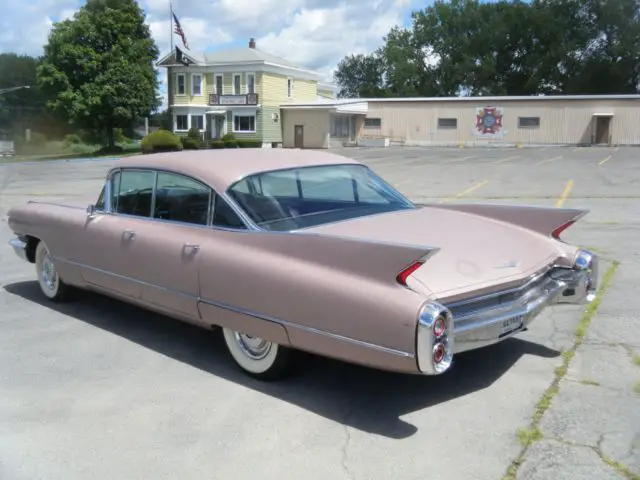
(0, 54, 56, 138)
(333, 54, 387, 98)
(334, 0, 639, 98)
(37, 0, 161, 149)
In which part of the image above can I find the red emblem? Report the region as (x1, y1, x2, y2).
(475, 107, 503, 135)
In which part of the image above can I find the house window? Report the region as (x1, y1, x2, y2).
(364, 118, 381, 128)
(191, 115, 204, 130)
(175, 74, 186, 95)
(191, 74, 202, 95)
(233, 114, 256, 133)
(215, 74, 223, 94)
(175, 114, 188, 131)
(233, 74, 242, 94)
(247, 73, 255, 94)
(287, 78, 293, 98)
(518, 117, 540, 128)
(438, 118, 457, 129)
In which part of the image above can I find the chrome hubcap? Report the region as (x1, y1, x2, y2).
(41, 252, 58, 290)
(233, 332, 272, 360)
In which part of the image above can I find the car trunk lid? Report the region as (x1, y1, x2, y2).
(303, 206, 561, 298)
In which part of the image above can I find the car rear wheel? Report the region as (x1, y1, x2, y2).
(35, 241, 72, 302)
(221, 327, 296, 381)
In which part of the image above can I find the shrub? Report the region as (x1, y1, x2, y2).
(141, 129, 182, 154)
(181, 136, 201, 149)
(221, 132, 236, 142)
(64, 133, 82, 145)
(210, 140, 225, 149)
(237, 139, 262, 148)
(187, 127, 202, 140)
(224, 140, 238, 148)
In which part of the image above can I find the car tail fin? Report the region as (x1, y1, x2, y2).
(242, 231, 440, 287)
(428, 203, 588, 240)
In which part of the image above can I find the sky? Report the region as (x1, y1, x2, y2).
(0, 0, 429, 107)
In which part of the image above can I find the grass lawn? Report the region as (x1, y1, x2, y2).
(2, 140, 142, 163)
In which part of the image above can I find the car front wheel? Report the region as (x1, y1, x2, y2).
(34, 241, 72, 302)
(221, 327, 296, 381)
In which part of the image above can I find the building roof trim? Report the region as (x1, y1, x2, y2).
(356, 94, 640, 102)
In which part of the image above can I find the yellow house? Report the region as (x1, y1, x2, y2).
(156, 38, 334, 147)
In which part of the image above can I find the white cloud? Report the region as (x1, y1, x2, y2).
(1, 0, 424, 109)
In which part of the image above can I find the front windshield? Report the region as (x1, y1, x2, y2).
(226, 163, 415, 231)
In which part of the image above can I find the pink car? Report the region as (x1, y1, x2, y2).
(7, 149, 598, 380)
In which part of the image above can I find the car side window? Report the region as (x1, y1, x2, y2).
(113, 170, 155, 217)
(153, 172, 212, 226)
(212, 195, 247, 229)
(95, 185, 106, 210)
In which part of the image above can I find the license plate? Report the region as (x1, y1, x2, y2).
(500, 315, 524, 336)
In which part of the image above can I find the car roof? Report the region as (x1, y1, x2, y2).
(114, 148, 361, 192)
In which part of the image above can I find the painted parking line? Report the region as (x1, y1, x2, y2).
(555, 180, 574, 208)
(490, 155, 521, 165)
(535, 155, 563, 165)
(439, 179, 489, 203)
(598, 155, 612, 166)
(448, 155, 477, 163)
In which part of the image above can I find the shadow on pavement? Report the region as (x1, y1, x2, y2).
(5, 280, 561, 439)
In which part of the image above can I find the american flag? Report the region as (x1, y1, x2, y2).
(172, 9, 189, 50)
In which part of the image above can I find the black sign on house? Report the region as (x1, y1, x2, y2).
(175, 46, 194, 66)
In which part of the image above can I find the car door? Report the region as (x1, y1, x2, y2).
(77, 168, 155, 300)
(130, 171, 215, 321)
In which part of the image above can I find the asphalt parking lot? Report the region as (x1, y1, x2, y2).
(1, 145, 638, 480)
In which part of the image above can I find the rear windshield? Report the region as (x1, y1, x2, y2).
(226, 163, 415, 231)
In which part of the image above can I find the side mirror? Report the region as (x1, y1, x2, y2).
(86, 204, 96, 216)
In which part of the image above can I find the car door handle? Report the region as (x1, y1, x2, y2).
(122, 230, 136, 239)
(183, 243, 200, 251)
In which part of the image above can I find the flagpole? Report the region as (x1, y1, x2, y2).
(169, 1, 173, 52)
(168, 1, 173, 132)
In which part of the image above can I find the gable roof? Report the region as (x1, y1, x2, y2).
(156, 46, 320, 74)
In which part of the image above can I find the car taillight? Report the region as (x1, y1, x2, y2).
(433, 315, 446, 337)
(433, 343, 446, 364)
(396, 261, 424, 286)
(551, 220, 575, 240)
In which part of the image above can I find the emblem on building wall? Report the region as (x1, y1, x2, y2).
(475, 106, 504, 137)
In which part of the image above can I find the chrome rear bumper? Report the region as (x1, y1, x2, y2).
(9, 237, 28, 262)
(449, 250, 598, 354)
(416, 250, 598, 374)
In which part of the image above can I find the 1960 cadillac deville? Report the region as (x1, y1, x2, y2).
(7, 149, 598, 380)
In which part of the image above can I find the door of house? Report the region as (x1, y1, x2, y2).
(213, 116, 225, 139)
(594, 116, 612, 145)
(294, 125, 304, 148)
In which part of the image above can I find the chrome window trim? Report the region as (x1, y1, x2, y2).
(52, 255, 414, 359)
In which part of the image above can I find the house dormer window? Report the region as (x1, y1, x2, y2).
(191, 74, 202, 96)
(175, 73, 186, 95)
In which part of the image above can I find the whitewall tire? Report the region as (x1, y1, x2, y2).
(221, 327, 295, 380)
(34, 241, 72, 302)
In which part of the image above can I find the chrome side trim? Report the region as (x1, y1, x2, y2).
(26, 201, 86, 210)
(52, 256, 414, 359)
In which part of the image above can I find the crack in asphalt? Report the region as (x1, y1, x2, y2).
(340, 403, 356, 480)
